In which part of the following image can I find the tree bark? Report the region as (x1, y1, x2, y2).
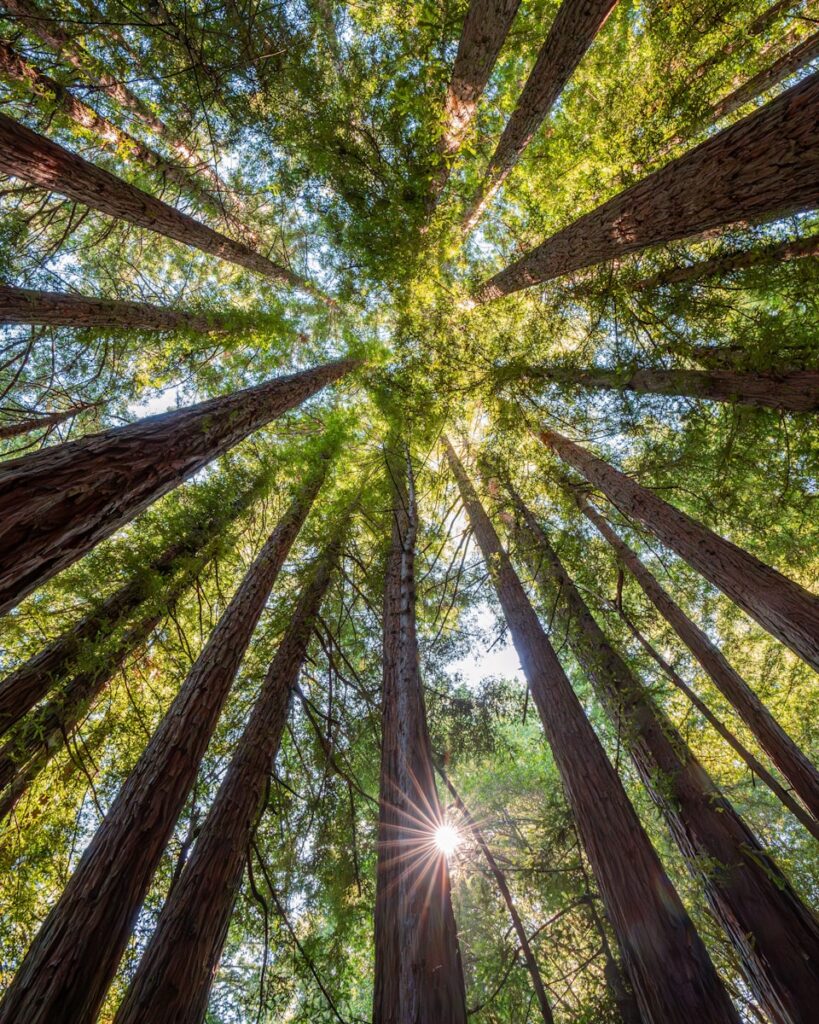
(0, 468, 325, 1024)
(541, 426, 819, 675)
(445, 438, 738, 1024)
(576, 497, 819, 823)
(508, 489, 819, 1024)
(0, 114, 321, 296)
(462, 0, 618, 231)
(114, 533, 344, 1024)
(0, 283, 229, 332)
(0, 402, 92, 440)
(373, 439, 468, 1024)
(473, 73, 819, 302)
(0, 356, 355, 615)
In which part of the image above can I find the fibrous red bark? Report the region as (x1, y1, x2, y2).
(0, 403, 93, 441)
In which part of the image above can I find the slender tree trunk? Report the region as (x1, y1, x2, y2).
(632, 231, 819, 290)
(0, 403, 92, 441)
(373, 440, 468, 1024)
(444, 438, 738, 1024)
(0, 356, 355, 615)
(575, 496, 819, 822)
(473, 73, 819, 302)
(0, 469, 326, 1024)
(437, 766, 555, 1024)
(613, 602, 819, 841)
(0, 114, 321, 296)
(507, 489, 819, 1024)
(0, 283, 229, 332)
(462, 0, 618, 231)
(516, 364, 819, 412)
(541, 427, 819, 674)
(114, 533, 345, 1024)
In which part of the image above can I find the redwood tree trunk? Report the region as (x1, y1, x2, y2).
(575, 497, 819, 824)
(0, 357, 354, 615)
(462, 0, 618, 231)
(0, 469, 325, 1024)
(541, 427, 819, 674)
(444, 438, 738, 1024)
(474, 73, 819, 302)
(114, 534, 344, 1024)
(0, 114, 319, 295)
(0, 403, 91, 441)
(373, 440, 468, 1024)
(508, 489, 819, 1024)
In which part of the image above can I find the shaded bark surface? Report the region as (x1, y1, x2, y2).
(0, 403, 91, 440)
(0, 114, 317, 293)
(0, 283, 227, 331)
(542, 427, 819, 674)
(474, 73, 819, 301)
(114, 536, 343, 1024)
(445, 439, 738, 1024)
(0, 471, 324, 1024)
(509, 492, 819, 1024)
(373, 441, 468, 1024)
(577, 498, 819, 823)
(0, 357, 354, 615)
(462, 0, 618, 230)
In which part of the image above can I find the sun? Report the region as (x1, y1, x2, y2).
(434, 823, 461, 857)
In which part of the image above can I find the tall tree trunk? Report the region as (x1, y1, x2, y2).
(473, 73, 819, 302)
(444, 438, 738, 1024)
(613, 601, 819, 841)
(0, 283, 229, 332)
(506, 487, 819, 1024)
(114, 532, 345, 1024)
(373, 439, 468, 1024)
(575, 496, 819, 822)
(541, 426, 819, 675)
(437, 766, 555, 1024)
(462, 0, 618, 231)
(0, 402, 92, 441)
(0, 357, 355, 615)
(514, 364, 819, 412)
(0, 114, 322, 296)
(0, 468, 326, 1024)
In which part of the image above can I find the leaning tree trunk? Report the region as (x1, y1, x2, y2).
(574, 497, 819, 825)
(506, 488, 819, 1024)
(473, 72, 819, 302)
(0, 114, 321, 296)
(444, 439, 738, 1024)
(0, 467, 327, 1024)
(0, 403, 92, 441)
(0, 356, 355, 615)
(462, 0, 618, 231)
(114, 532, 345, 1024)
(373, 440, 468, 1024)
(0, 283, 230, 332)
(541, 427, 819, 675)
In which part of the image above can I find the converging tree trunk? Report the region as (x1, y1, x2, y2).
(0, 357, 355, 615)
(444, 438, 738, 1024)
(373, 439, 468, 1024)
(462, 0, 618, 231)
(576, 497, 819, 822)
(506, 487, 819, 1024)
(541, 427, 819, 675)
(473, 73, 819, 302)
(0, 114, 321, 296)
(0, 403, 93, 441)
(114, 531, 346, 1024)
(0, 467, 327, 1024)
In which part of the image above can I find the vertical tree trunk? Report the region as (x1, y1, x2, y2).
(507, 487, 819, 1024)
(0, 357, 355, 615)
(0, 114, 321, 296)
(373, 439, 468, 1024)
(114, 532, 345, 1024)
(0, 467, 327, 1024)
(473, 73, 819, 302)
(541, 427, 819, 674)
(444, 438, 738, 1024)
(0, 403, 92, 441)
(462, 0, 618, 231)
(574, 496, 819, 824)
